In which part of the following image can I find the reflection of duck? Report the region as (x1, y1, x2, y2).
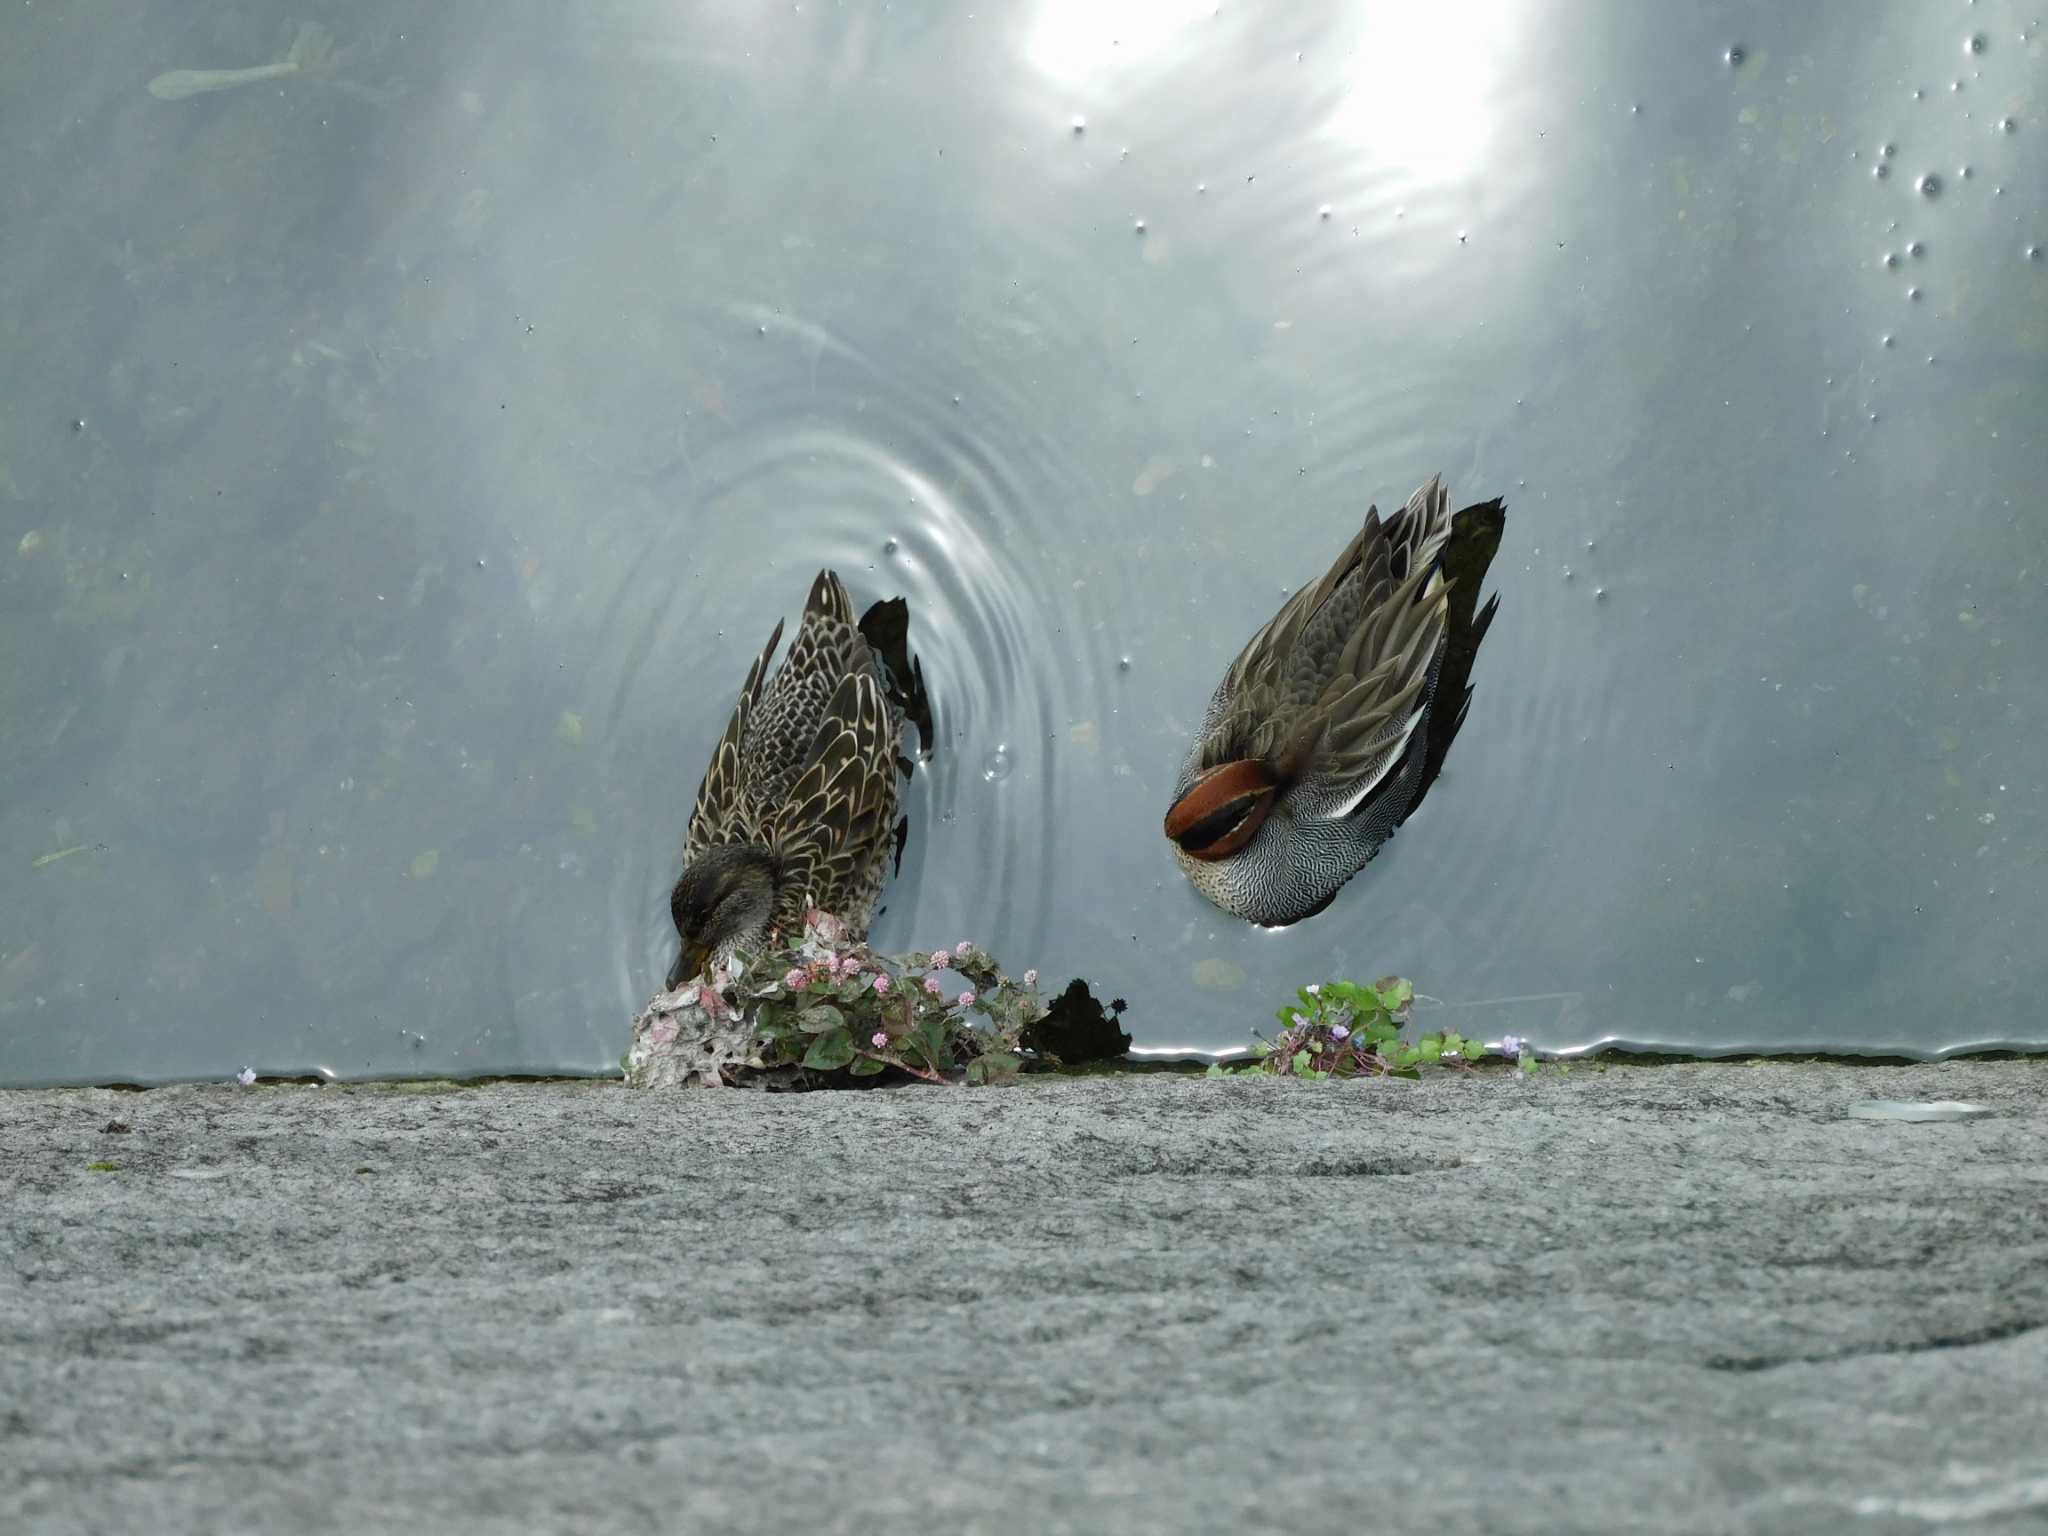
(667, 571, 931, 991)
(1164, 475, 1506, 926)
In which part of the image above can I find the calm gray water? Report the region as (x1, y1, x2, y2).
(3, 2, 2043, 1085)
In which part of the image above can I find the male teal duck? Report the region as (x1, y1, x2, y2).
(1163, 475, 1506, 926)
(667, 570, 930, 991)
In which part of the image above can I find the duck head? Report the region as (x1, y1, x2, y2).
(1163, 759, 1280, 862)
(666, 843, 782, 990)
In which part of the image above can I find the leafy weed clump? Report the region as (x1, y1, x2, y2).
(1209, 978, 1568, 1080)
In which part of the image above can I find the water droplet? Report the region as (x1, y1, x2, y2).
(1966, 33, 1987, 55)
(1879, 141, 1897, 158)
(1998, 117, 2017, 134)
(1872, 162, 1890, 180)
(1883, 250, 1901, 268)
(1959, 164, 1974, 179)
(1723, 44, 1746, 67)
(882, 537, 899, 556)
(1630, 103, 1641, 115)
(1917, 172, 1943, 198)
(475, 556, 487, 568)
(2026, 244, 2041, 262)
(982, 745, 1013, 782)
(1133, 218, 1146, 233)
(1117, 655, 1133, 672)
(1071, 115, 1086, 133)
(1195, 181, 1207, 194)
(1318, 203, 1332, 219)
(1881, 334, 1895, 347)
(1585, 539, 1596, 551)
(1593, 587, 1608, 601)
(1561, 566, 1574, 581)
(70, 418, 85, 432)
(1907, 240, 1925, 258)
(1906, 286, 1921, 301)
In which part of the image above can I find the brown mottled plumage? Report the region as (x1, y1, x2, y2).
(666, 570, 929, 989)
(1164, 475, 1505, 926)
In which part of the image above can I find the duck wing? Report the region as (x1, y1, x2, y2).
(684, 616, 784, 862)
(764, 666, 897, 918)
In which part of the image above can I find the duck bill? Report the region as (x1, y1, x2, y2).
(1164, 759, 1278, 862)
(667, 940, 712, 992)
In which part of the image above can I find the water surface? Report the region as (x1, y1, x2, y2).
(2, 1, 2043, 1083)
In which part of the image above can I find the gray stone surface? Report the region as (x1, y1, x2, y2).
(4, 1063, 2047, 1535)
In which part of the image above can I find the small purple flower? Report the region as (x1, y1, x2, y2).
(871, 1030, 889, 1049)
(1023, 968, 1038, 987)
(1501, 1034, 1525, 1060)
(1330, 1024, 1351, 1041)
(872, 973, 891, 996)
(955, 940, 974, 958)
(930, 950, 951, 969)
(1291, 1011, 1309, 1029)
(957, 989, 976, 1008)
(236, 1066, 256, 1087)
(782, 967, 809, 991)
(924, 977, 944, 997)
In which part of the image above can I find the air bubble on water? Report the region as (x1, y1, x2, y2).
(1118, 655, 1133, 672)
(1872, 163, 1890, 180)
(982, 745, 1013, 782)
(1585, 539, 1596, 551)
(1594, 587, 1608, 601)
(1318, 203, 1332, 219)
(1998, 117, 2017, 134)
(1966, 33, 1987, 55)
(1723, 44, 1745, 67)
(1133, 218, 1146, 233)
(1881, 334, 1895, 347)
(882, 537, 899, 556)
(1883, 251, 1901, 268)
(1917, 173, 1942, 197)
(71, 418, 85, 432)
(1071, 115, 1086, 133)
(2027, 245, 2042, 262)
(1959, 165, 1973, 179)
(475, 557, 487, 568)
(1907, 240, 1925, 258)
(1630, 103, 1640, 115)
(1906, 286, 1922, 301)
(1879, 142, 1897, 158)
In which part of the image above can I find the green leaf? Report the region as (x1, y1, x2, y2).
(848, 1052, 887, 1077)
(1520, 1055, 1538, 1075)
(1375, 977, 1414, 1008)
(1205, 1062, 1226, 1079)
(915, 1017, 954, 1072)
(1252, 1040, 1273, 1058)
(1461, 1039, 1484, 1061)
(802, 1028, 856, 1070)
(1393, 1046, 1422, 1070)
(967, 1051, 1021, 1085)
(1291, 1049, 1313, 1075)
(1417, 1039, 1443, 1063)
(797, 1004, 846, 1034)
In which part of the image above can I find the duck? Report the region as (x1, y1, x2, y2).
(1162, 474, 1506, 926)
(666, 570, 931, 992)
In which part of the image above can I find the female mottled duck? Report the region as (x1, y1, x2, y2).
(1163, 474, 1505, 926)
(666, 570, 930, 991)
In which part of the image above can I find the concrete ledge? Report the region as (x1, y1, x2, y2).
(4, 1062, 2046, 1534)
